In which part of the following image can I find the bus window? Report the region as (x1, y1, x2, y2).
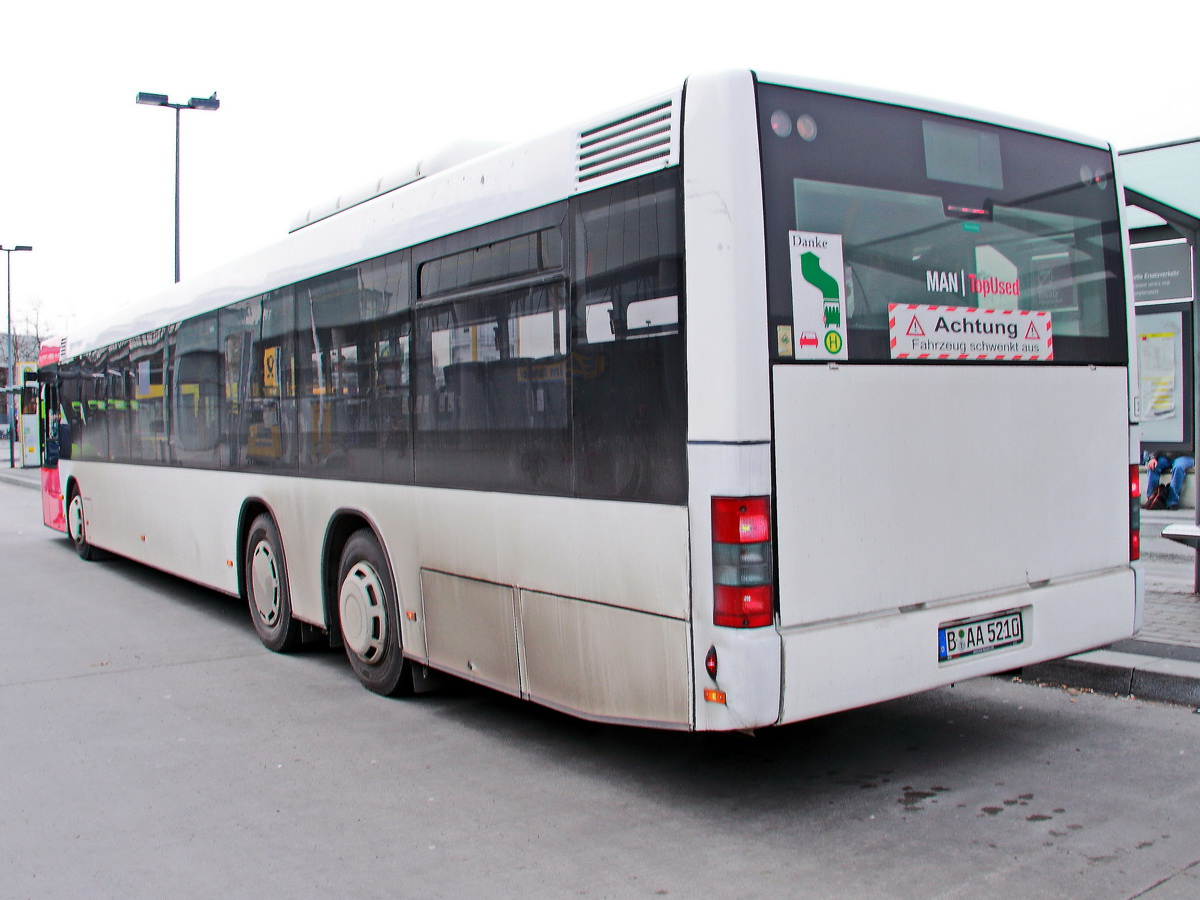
(106, 343, 133, 463)
(297, 267, 386, 481)
(250, 287, 299, 471)
(129, 328, 168, 463)
(171, 314, 222, 465)
(220, 298, 262, 470)
(758, 85, 1127, 366)
(571, 169, 686, 504)
(415, 282, 571, 494)
(82, 349, 109, 462)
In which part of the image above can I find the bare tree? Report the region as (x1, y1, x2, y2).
(14, 297, 54, 362)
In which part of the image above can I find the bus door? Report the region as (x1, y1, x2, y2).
(36, 370, 66, 532)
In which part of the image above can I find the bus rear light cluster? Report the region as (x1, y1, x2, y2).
(1130, 463, 1141, 561)
(711, 496, 775, 628)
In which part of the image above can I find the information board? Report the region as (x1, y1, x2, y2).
(1132, 241, 1193, 304)
(1137, 310, 1186, 444)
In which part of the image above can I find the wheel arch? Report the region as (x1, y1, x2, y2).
(236, 497, 280, 602)
(321, 508, 396, 646)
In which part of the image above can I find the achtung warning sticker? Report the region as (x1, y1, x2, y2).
(889, 304, 1053, 361)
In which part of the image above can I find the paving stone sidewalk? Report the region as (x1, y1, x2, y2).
(1138, 584, 1200, 651)
(1024, 508, 1200, 705)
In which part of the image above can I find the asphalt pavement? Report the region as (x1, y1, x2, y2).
(5, 463, 1198, 709)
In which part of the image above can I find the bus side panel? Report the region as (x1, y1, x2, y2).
(60, 460, 695, 725)
(682, 69, 772, 443)
(60, 460, 243, 597)
(421, 569, 521, 696)
(408, 489, 691, 621)
(519, 590, 691, 727)
(64, 463, 690, 635)
(240, 479, 690, 633)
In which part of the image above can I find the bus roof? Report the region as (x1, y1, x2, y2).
(65, 69, 1113, 360)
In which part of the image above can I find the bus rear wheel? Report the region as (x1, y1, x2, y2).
(337, 529, 411, 697)
(245, 514, 302, 652)
(67, 485, 97, 561)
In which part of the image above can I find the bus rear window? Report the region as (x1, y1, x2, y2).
(758, 84, 1128, 365)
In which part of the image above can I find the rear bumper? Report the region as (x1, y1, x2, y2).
(777, 566, 1137, 724)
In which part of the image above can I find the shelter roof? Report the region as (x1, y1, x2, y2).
(1121, 138, 1200, 228)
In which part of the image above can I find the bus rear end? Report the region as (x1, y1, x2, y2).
(762, 80, 1138, 724)
(685, 73, 1138, 729)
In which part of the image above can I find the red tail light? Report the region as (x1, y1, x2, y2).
(712, 496, 774, 628)
(1130, 463, 1141, 561)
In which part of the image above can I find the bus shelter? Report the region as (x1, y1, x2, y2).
(1122, 138, 1200, 570)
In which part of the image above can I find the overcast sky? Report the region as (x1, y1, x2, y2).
(1, 0, 1197, 344)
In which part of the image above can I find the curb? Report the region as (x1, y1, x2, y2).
(1022, 649, 1200, 707)
(0, 471, 39, 490)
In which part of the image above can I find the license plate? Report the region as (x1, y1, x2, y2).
(938, 609, 1024, 662)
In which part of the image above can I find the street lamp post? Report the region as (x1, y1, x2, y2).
(135, 91, 220, 283)
(2, 244, 33, 469)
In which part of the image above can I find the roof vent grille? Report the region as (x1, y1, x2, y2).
(576, 100, 676, 188)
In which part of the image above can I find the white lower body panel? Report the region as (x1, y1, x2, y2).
(58, 459, 694, 728)
(778, 567, 1135, 724)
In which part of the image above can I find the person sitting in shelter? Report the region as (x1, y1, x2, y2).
(1145, 451, 1195, 510)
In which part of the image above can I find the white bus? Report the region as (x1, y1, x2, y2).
(44, 70, 1142, 730)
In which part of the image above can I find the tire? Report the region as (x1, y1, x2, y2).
(245, 514, 302, 653)
(67, 484, 97, 561)
(337, 528, 411, 696)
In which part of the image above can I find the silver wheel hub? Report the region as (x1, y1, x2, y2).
(340, 561, 387, 664)
(250, 541, 281, 626)
(68, 494, 85, 545)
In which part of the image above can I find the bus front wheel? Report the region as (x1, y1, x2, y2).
(67, 485, 97, 561)
(245, 514, 302, 653)
(337, 529, 411, 697)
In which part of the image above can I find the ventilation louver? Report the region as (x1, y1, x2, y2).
(576, 100, 676, 189)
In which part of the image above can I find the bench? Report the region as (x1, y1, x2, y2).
(1162, 522, 1200, 549)
(1139, 465, 1197, 509)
